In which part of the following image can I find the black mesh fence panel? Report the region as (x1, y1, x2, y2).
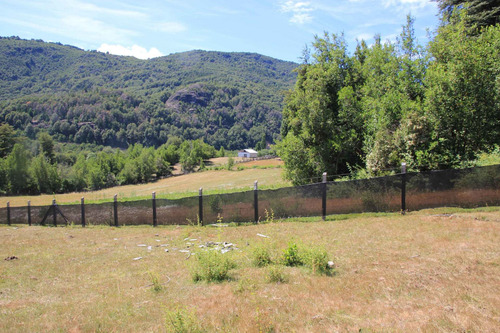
(406, 164, 500, 210)
(156, 197, 199, 226)
(118, 200, 153, 226)
(0, 165, 499, 226)
(325, 175, 402, 214)
(259, 183, 323, 219)
(203, 191, 254, 224)
(84, 202, 114, 226)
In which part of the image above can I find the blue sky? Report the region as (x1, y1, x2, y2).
(1, 0, 440, 62)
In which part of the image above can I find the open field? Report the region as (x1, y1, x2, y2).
(1, 207, 499, 332)
(0, 161, 288, 207)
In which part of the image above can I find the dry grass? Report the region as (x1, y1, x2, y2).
(1, 208, 499, 332)
(0, 166, 288, 207)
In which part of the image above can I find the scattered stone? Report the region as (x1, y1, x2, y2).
(137, 244, 147, 247)
(147, 246, 152, 251)
(444, 305, 454, 312)
(4, 256, 18, 261)
(155, 240, 161, 242)
(133, 257, 143, 261)
(164, 249, 169, 252)
(179, 249, 190, 253)
(328, 261, 335, 269)
(257, 233, 269, 238)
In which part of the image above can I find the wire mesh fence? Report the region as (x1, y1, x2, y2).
(1, 164, 499, 226)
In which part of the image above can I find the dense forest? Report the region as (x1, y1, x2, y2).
(278, 1, 500, 184)
(0, 39, 297, 149)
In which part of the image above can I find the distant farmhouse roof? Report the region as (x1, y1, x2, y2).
(238, 149, 258, 158)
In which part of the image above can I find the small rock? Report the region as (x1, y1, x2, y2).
(257, 233, 269, 238)
(133, 257, 143, 261)
(147, 246, 152, 251)
(328, 261, 335, 269)
(137, 244, 147, 247)
(179, 249, 190, 253)
(164, 249, 169, 252)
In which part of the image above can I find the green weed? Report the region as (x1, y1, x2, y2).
(252, 245, 273, 267)
(191, 250, 236, 283)
(281, 242, 303, 267)
(165, 306, 203, 333)
(267, 265, 288, 284)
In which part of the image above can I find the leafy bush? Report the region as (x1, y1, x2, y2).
(302, 247, 333, 275)
(191, 250, 236, 283)
(267, 265, 288, 283)
(252, 245, 273, 267)
(281, 242, 303, 267)
(165, 307, 203, 333)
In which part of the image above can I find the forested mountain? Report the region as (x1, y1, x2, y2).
(0, 36, 297, 149)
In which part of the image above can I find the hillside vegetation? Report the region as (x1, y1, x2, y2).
(0, 37, 297, 149)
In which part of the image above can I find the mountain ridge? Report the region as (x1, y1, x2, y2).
(0, 36, 298, 149)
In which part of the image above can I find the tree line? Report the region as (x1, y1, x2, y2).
(278, 2, 500, 184)
(0, 123, 217, 195)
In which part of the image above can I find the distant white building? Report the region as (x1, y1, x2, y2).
(238, 149, 258, 158)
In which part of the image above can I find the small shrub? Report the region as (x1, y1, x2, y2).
(165, 306, 203, 333)
(281, 242, 303, 267)
(233, 277, 256, 293)
(267, 265, 288, 283)
(252, 245, 273, 267)
(303, 248, 333, 275)
(148, 271, 163, 292)
(226, 157, 234, 170)
(191, 250, 236, 283)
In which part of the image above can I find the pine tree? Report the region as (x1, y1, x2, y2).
(434, 0, 500, 29)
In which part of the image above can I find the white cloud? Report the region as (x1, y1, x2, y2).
(58, 0, 147, 19)
(157, 22, 187, 33)
(280, 0, 314, 25)
(98, 44, 163, 59)
(382, 0, 433, 10)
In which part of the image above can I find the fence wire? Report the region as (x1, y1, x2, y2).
(1, 164, 499, 226)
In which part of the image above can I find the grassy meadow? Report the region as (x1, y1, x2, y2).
(1, 207, 499, 332)
(0, 158, 288, 207)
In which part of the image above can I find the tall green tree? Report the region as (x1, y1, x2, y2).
(434, 0, 500, 29)
(6, 143, 31, 193)
(278, 33, 363, 184)
(30, 154, 61, 193)
(424, 17, 500, 168)
(0, 123, 16, 158)
(37, 132, 56, 163)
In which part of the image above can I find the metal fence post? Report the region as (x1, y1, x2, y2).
(81, 197, 86, 227)
(401, 162, 407, 214)
(254, 180, 258, 223)
(28, 201, 31, 226)
(198, 188, 203, 226)
(322, 172, 327, 221)
(6, 202, 10, 226)
(152, 192, 157, 227)
(113, 194, 118, 227)
(52, 199, 57, 227)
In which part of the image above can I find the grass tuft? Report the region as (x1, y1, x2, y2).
(191, 250, 236, 283)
